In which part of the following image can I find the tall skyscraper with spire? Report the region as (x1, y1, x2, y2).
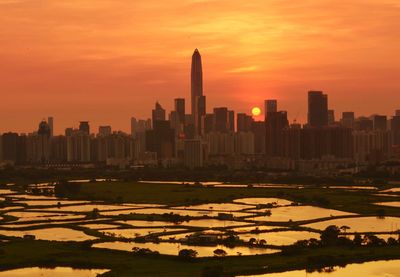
(191, 49, 205, 136)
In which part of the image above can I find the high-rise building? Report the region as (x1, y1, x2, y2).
(237, 113, 254, 132)
(48, 116, 54, 136)
(191, 49, 205, 136)
(391, 115, 400, 146)
(265, 111, 289, 157)
(396, 110, 400, 117)
(372, 115, 387, 131)
(184, 139, 203, 168)
(265, 100, 277, 114)
(79, 121, 90, 135)
(98, 126, 112, 136)
(152, 102, 166, 124)
(307, 91, 328, 127)
(328, 110, 335, 125)
(131, 117, 151, 138)
(341, 112, 355, 128)
(213, 107, 229, 133)
(174, 98, 185, 125)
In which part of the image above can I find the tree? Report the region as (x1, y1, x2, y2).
(213, 249, 227, 257)
(320, 225, 341, 245)
(178, 249, 198, 260)
(353, 233, 363, 246)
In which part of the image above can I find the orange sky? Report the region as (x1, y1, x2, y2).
(1, 0, 400, 134)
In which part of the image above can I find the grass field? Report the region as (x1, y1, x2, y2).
(63, 181, 400, 215)
(1, 239, 400, 276)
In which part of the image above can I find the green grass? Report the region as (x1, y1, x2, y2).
(64, 181, 400, 215)
(1, 240, 400, 276)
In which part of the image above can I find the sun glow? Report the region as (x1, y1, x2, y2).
(251, 107, 261, 116)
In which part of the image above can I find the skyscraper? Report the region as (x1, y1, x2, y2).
(48, 116, 54, 136)
(152, 102, 166, 124)
(191, 49, 205, 136)
(79, 121, 90, 135)
(265, 100, 277, 114)
(307, 91, 328, 127)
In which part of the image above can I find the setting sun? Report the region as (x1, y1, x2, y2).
(251, 107, 261, 116)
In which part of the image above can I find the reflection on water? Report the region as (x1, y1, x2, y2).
(180, 219, 250, 228)
(381, 188, 400, 193)
(237, 231, 320, 246)
(93, 241, 280, 257)
(374, 201, 400, 208)
(101, 227, 187, 238)
(241, 259, 400, 276)
(0, 267, 108, 277)
(252, 206, 355, 222)
(233, 198, 293, 206)
(116, 220, 180, 227)
(305, 216, 400, 232)
(45, 204, 136, 212)
(6, 211, 84, 222)
(174, 203, 252, 211)
(0, 227, 96, 241)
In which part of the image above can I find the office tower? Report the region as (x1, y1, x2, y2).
(203, 114, 214, 135)
(191, 49, 205, 136)
(98, 126, 112, 136)
(235, 132, 254, 155)
(391, 115, 400, 145)
(307, 91, 328, 127)
(328, 110, 335, 125)
(131, 117, 151, 138)
(282, 124, 301, 159)
(228, 110, 235, 132)
(65, 128, 73, 136)
(152, 102, 166, 124)
(341, 112, 355, 128)
(174, 98, 185, 125)
(213, 107, 229, 132)
(66, 130, 91, 162)
(145, 120, 175, 160)
(191, 49, 203, 115)
(48, 116, 54, 136)
(37, 120, 51, 163)
(184, 139, 203, 168)
(396, 110, 400, 116)
(1, 132, 18, 163)
(355, 117, 373, 131)
(237, 113, 254, 132)
(372, 115, 387, 131)
(265, 100, 277, 114)
(50, 135, 67, 162)
(251, 121, 266, 154)
(265, 111, 289, 157)
(79, 121, 90, 135)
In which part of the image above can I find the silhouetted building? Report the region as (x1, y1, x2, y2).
(213, 107, 229, 133)
(341, 112, 355, 128)
(146, 120, 175, 161)
(265, 111, 289, 157)
(391, 115, 400, 146)
(372, 115, 387, 131)
(184, 139, 203, 168)
(265, 99, 277, 114)
(48, 117, 54, 136)
(79, 121, 90, 135)
(237, 113, 253, 132)
(355, 117, 373, 131)
(308, 91, 328, 127)
(191, 49, 205, 136)
(251, 121, 266, 154)
(328, 110, 335, 125)
(152, 102, 166, 124)
(98, 126, 112, 136)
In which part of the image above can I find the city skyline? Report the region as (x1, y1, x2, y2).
(1, 1, 400, 134)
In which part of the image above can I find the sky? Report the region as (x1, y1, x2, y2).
(1, 0, 400, 134)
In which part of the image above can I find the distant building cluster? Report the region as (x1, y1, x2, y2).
(1, 49, 400, 173)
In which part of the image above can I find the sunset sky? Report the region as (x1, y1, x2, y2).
(1, 0, 400, 134)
